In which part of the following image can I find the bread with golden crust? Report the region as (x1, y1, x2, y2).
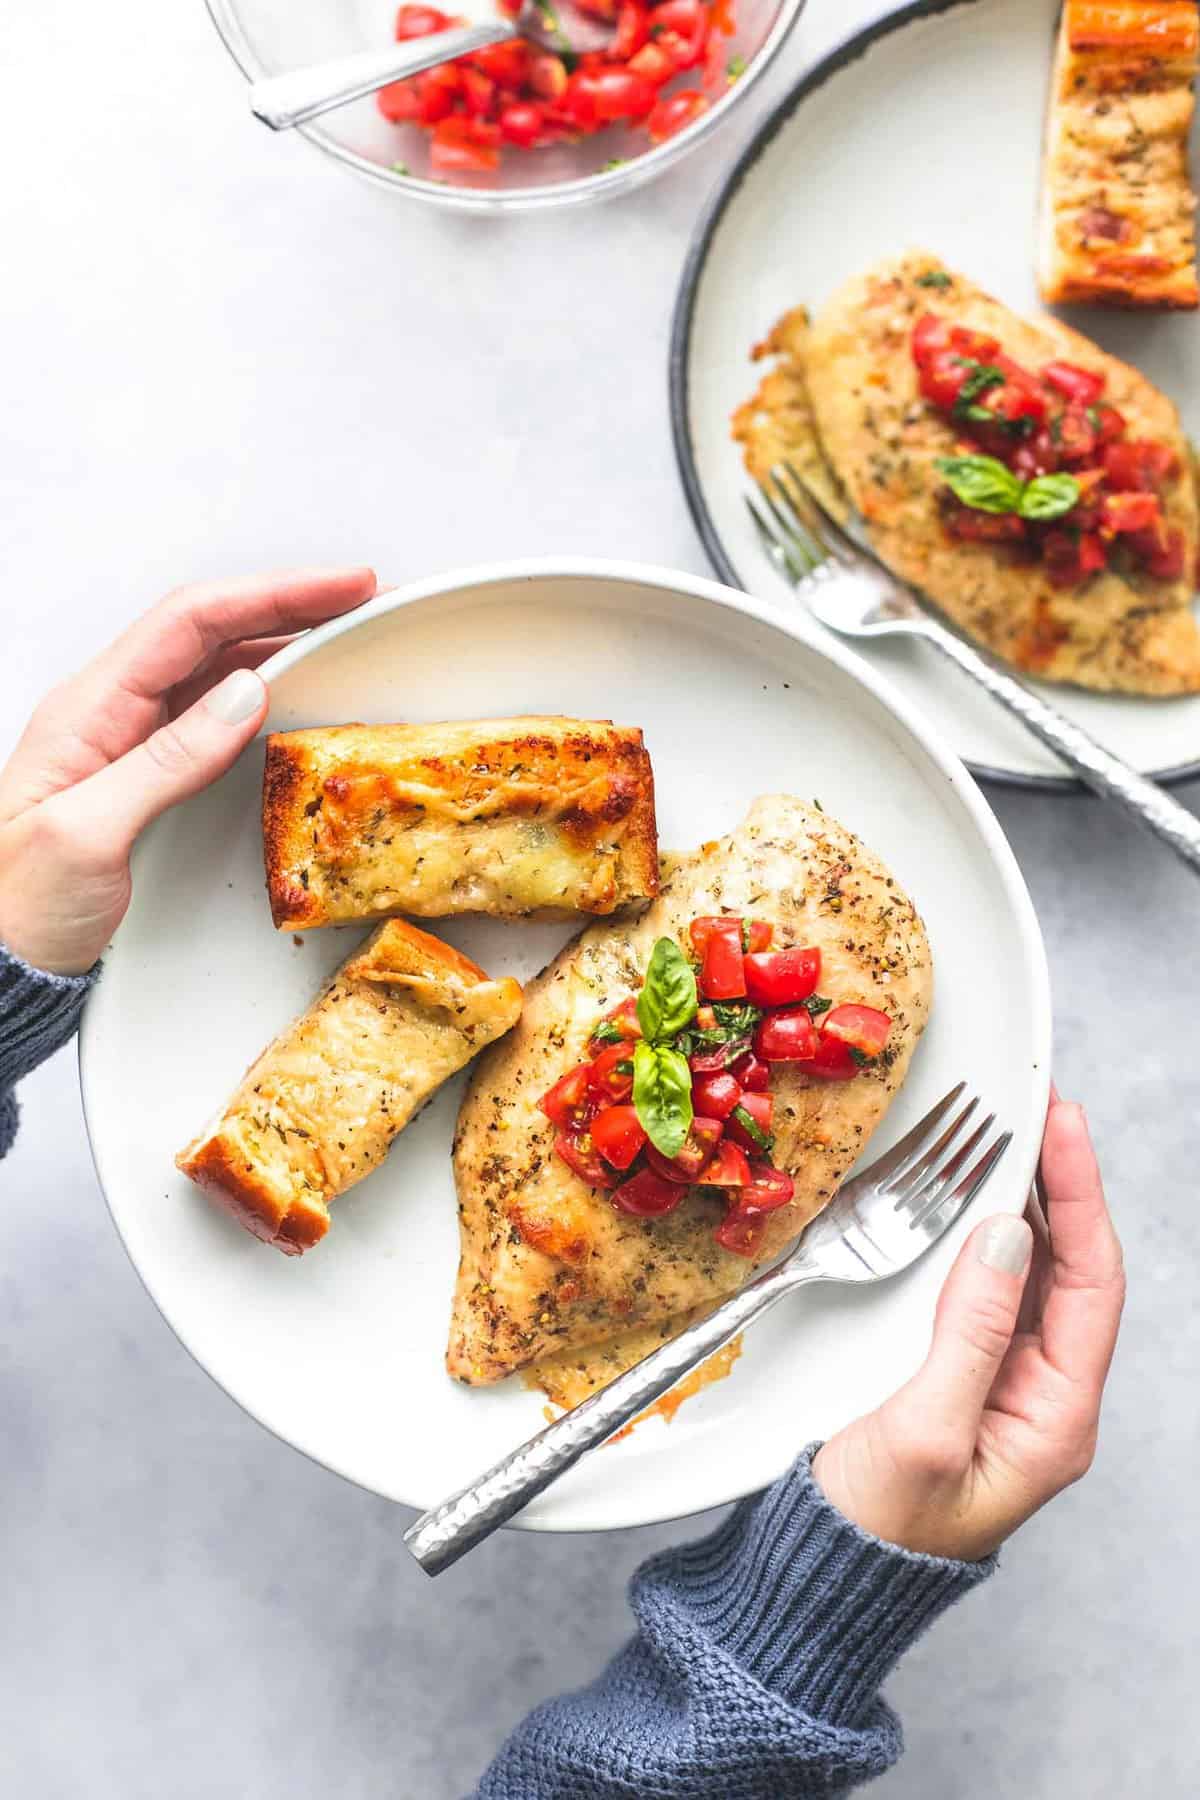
(176, 920, 523, 1254)
(262, 717, 659, 931)
(1040, 1, 1200, 309)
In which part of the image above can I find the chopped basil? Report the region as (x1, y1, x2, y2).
(711, 1001, 762, 1035)
(390, 162, 410, 177)
(727, 54, 747, 80)
(636, 938, 698, 1042)
(849, 1047, 874, 1068)
(915, 270, 953, 289)
(802, 994, 833, 1017)
(953, 364, 1005, 413)
(589, 1019, 626, 1046)
(732, 1103, 773, 1153)
(632, 1040, 693, 1158)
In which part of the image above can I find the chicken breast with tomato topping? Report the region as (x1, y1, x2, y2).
(736, 252, 1200, 694)
(447, 796, 931, 1385)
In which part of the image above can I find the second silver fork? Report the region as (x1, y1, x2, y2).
(750, 464, 1200, 879)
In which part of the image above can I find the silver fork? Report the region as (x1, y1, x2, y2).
(404, 1083, 1010, 1575)
(749, 463, 1200, 878)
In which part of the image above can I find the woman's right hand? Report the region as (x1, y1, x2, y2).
(813, 1094, 1125, 1563)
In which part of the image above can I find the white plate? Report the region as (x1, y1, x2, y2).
(80, 560, 1050, 1531)
(671, 0, 1200, 789)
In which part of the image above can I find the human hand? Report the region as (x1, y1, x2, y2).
(0, 567, 377, 975)
(813, 1094, 1124, 1562)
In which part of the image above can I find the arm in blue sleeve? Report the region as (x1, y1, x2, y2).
(0, 942, 98, 1159)
(474, 1445, 995, 1800)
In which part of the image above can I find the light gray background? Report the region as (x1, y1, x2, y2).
(2, 2, 1196, 1796)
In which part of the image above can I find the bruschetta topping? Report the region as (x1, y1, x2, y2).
(912, 314, 1188, 587)
(538, 915, 893, 1258)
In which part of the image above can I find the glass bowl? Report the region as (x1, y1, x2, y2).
(204, 0, 808, 212)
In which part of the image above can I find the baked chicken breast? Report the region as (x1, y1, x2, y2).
(1040, 0, 1200, 309)
(736, 252, 1200, 695)
(263, 717, 659, 931)
(448, 797, 931, 1385)
(177, 920, 522, 1254)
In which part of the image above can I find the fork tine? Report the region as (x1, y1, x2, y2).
(853, 1082, 965, 1189)
(888, 1095, 979, 1204)
(746, 494, 811, 585)
(760, 478, 825, 572)
(779, 460, 868, 566)
(909, 1131, 1013, 1238)
(903, 1114, 996, 1227)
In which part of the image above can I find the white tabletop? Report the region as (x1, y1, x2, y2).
(3, 3, 1198, 1797)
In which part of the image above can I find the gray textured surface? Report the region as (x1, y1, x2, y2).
(2, 3, 1197, 1796)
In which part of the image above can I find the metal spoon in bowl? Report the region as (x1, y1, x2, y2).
(248, 3, 610, 132)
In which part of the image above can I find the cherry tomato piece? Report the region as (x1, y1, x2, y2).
(646, 1116, 725, 1183)
(628, 41, 676, 83)
(527, 51, 569, 101)
(1042, 361, 1106, 407)
(539, 1064, 593, 1127)
(754, 1006, 818, 1062)
(430, 118, 500, 172)
(743, 1159, 795, 1211)
(1102, 491, 1162, 535)
(589, 997, 642, 1050)
(912, 314, 953, 367)
(459, 66, 496, 117)
(612, 0, 649, 59)
(555, 1129, 617, 1188)
(950, 324, 1001, 362)
(1136, 524, 1186, 581)
(588, 1041, 636, 1102)
(612, 1166, 687, 1216)
(1090, 404, 1126, 446)
(691, 1070, 742, 1119)
(743, 920, 773, 952)
(727, 1092, 774, 1154)
(730, 1051, 770, 1092)
(700, 1139, 751, 1188)
(1042, 529, 1107, 588)
(395, 4, 452, 37)
(1103, 441, 1179, 493)
(743, 947, 821, 1006)
(801, 1033, 859, 1081)
(647, 88, 708, 143)
(590, 1104, 647, 1170)
(714, 1202, 769, 1257)
(699, 919, 746, 999)
(377, 79, 422, 122)
(822, 1004, 892, 1059)
(498, 102, 544, 146)
(474, 39, 531, 85)
(918, 351, 970, 411)
(689, 915, 737, 955)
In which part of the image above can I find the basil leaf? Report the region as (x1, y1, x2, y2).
(636, 938, 698, 1042)
(1018, 472, 1081, 521)
(732, 1103, 773, 1153)
(935, 455, 1023, 515)
(915, 271, 953, 289)
(632, 1041, 693, 1158)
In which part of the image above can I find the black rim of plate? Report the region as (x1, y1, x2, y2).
(668, 0, 1200, 795)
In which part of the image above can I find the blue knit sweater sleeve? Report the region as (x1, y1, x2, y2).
(475, 1447, 995, 1799)
(0, 941, 99, 1158)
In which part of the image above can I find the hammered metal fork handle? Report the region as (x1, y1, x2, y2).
(915, 618, 1200, 874)
(404, 1258, 819, 1576)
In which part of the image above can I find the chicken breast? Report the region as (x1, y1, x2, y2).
(448, 797, 931, 1385)
(177, 920, 522, 1254)
(1040, 1, 1200, 310)
(740, 252, 1200, 695)
(263, 717, 659, 931)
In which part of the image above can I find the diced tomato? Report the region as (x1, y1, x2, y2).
(918, 351, 970, 412)
(648, 0, 709, 67)
(743, 920, 773, 952)
(699, 920, 746, 1000)
(590, 1104, 647, 1170)
(801, 1033, 859, 1081)
(1103, 440, 1179, 493)
(1014, 427, 1059, 478)
(590, 997, 642, 1049)
(474, 39, 531, 86)
(730, 1051, 770, 1092)
(987, 380, 1048, 431)
(1090, 404, 1126, 446)
(395, 4, 452, 37)
(691, 1070, 742, 1119)
(1043, 529, 1108, 589)
(950, 324, 1001, 362)
(700, 1139, 751, 1188)
(556, 1129, 617, 1189)
(1042, 361, 1106, 407)
(612, 0, 649, 59)
(628, 41, 676, 83)
(754, 1006, 818, 1063)
(743, 947, 820, 1007)
(566, 66, 656, 127)
(1134, 524, 1187, 581)
(727, 1092, 774, 1154)
(612, 1166, 685, 1216)
(1102, 491, 1162, 535)
(689, 915, 736, 955)
(527, 50, 569, 101)
(912, 314, 953, 368)
(588, 1042, 635, 1102)
(695, 1004, 716, 1029)
(377, 79, 421, 122)
(943, 503, 1027, 545)
(822, 1004, 892, 1058)
(1056, 404, 1098, 465)
(713, 1202, 769, 1257)
(743, 1160, 795, 1211)
(459, 66, 497, 118)
(647, 88, 708, 143)
(539, 1064, 593, 1128)
(646, 1116, 724, 1184)
(430, 117, 500, 172)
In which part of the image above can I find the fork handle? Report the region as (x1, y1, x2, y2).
(403, 1258, 819, 1576)
(918, 620, 1200, 874)
(248, 27, 516, 131)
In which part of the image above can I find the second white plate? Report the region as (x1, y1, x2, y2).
(80, 560, 1050, 1530)
(671, 0, 1200, 788)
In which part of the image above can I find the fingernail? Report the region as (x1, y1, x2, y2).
(205, 669, 265, 726)
(977, 1215, 1033, 1276)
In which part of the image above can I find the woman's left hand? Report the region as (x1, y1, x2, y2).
(0, 566, 376, 975)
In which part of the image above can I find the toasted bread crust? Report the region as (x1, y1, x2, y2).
(261, 717, 660, 932)
(176, 919, 523, 1253)
(1041, 1, 1199, 309)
